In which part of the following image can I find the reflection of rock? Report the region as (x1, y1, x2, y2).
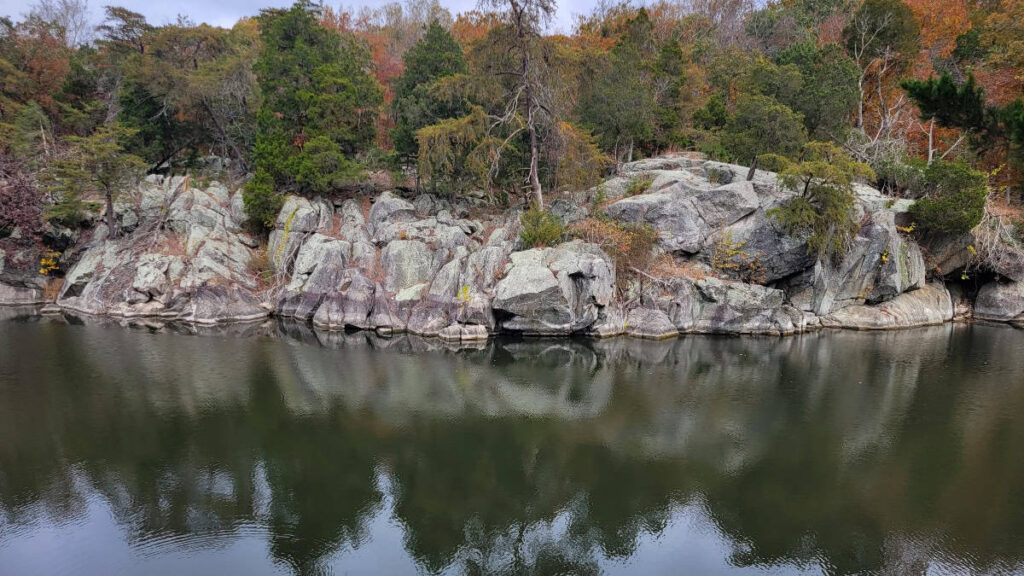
(4, 316, 1024, 576)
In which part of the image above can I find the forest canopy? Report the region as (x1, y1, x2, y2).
(1, 0, 1023, 237)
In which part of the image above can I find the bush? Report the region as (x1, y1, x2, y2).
(770, 142, 874, 261)
(626, 175, 653, 196)
(571, 218, 657, 277)
(909, 161, 987, 236)
(519, 206, 566, 248)
(874, 155, 926, 196)
(243, 170, 283, 232)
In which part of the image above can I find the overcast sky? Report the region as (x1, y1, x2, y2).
(1, 0, 588, 33)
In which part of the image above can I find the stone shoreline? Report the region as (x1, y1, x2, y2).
(2, 154, 1022, 338)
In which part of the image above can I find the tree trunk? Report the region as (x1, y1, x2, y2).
(927, 118, 935, 164)
(528, 115, 542, 209)
(105, 188, 118, 239)
(525, 67, 542, 209)
(856, 72, 865, 133)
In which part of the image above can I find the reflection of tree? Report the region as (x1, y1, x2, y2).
(1, 318, 1024, 574)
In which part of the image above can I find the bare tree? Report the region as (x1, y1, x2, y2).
(28, 0, 93, 47)
(479, 0, 555, 209)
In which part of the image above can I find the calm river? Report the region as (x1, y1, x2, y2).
(1, 311, 1023, 575)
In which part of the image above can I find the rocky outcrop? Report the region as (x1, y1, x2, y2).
(975, 281, 1024, 325)
(56, 177, 267, 324)
(8, 153, 1005, 339)
(604, 179, 759, 254)
(820, 283, 952, 330)
(492, 241, 614, 335)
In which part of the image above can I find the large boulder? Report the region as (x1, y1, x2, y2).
(0, 282, 44, 305)
(658, 277, 807, 335)
(492, 241, 614, 335)
(809, 211, 925, 315)
(311, 269, 377, 330)
(381, 240, 436, 293)
(267, 195, 333, 273)
(605, 181, 759, 254)
(974, 280, 1024, 324)
(821, 283, 952, 330)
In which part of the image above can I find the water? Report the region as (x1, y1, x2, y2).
(1, 313, 1023, 576)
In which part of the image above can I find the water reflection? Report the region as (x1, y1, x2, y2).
(1, 314, 1023, 575)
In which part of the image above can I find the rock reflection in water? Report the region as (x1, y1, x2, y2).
(0, 315, 1023, 575)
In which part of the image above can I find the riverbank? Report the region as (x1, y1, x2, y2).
(2, 154, 1022, 338)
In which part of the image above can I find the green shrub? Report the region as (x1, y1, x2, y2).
(874, 155, 926, 196)
(909, 161, 987, 236)
(770, 142, 875, 262)
(626, 175, 653, 196)
(519, 206, 566, 248)
(243, 170, 283, 232)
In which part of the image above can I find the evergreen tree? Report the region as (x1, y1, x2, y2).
(44, 123, 146, 237)
(579, 9, 657, 163)
(723, 94, 807, 164)
(391, 20, 467, 164)
(245, 0, 383, 229)
(775, 42, 860, 141)
(901, 73, 988, 133)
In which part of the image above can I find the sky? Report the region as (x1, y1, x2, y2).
(0, 0, 590, 34)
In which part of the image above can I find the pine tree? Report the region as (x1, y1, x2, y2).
(245, 0, 383, 229)
(391, 20, 467, 164)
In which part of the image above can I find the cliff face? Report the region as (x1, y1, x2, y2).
(3, 154, 1021, 336)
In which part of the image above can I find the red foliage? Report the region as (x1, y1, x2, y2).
(0, 160, 44, 247)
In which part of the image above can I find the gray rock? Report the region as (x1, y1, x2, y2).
(369, 191, 416, 237)
(492, 241, 614, 335)
(548, 198, 588, 224)
(812, 211, 925, 315)
(311, 269, 377, 330)
(626, 307, 678, 339)
(821, 283, 952, 330)
(605, 181, 759, 254)
(975, 281, 1024, 324)
(268, 196, 332, 273)
(712, 210, 815, 284)
(57, 181, 264, 324)
(0, 282, 44, 305)
(381, 240, 435, 293)
(655, 277, 805, 335)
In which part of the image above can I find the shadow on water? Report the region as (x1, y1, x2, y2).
(1, 312, 1024, 575)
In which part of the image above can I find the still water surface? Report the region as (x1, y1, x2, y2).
(0, 313, 1023, 575)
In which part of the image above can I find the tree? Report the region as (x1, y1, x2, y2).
(843, 0, 920, 131)
(45, 123, 145, 238)
(908, 160, 987, 235)
(391, 20, 467, 164)
(0, 157, 45, 245)
(775, 42, 860, 141)
(769, 141, 876, 261)
(902, 74, 987, 132)
(478, 0, 556, 209)
(245, 0, 383, 228)
(27, 0, 93, 48)
(902, 73, 988, 162)
(579, 8, 658, 163)
(119, 19, 259, 171)
(722, 94, 807, 165)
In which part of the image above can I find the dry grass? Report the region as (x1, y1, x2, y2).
(570, 218, 658, 286)
(43, 278, 64, 302)
(648, 254, 713, 281)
